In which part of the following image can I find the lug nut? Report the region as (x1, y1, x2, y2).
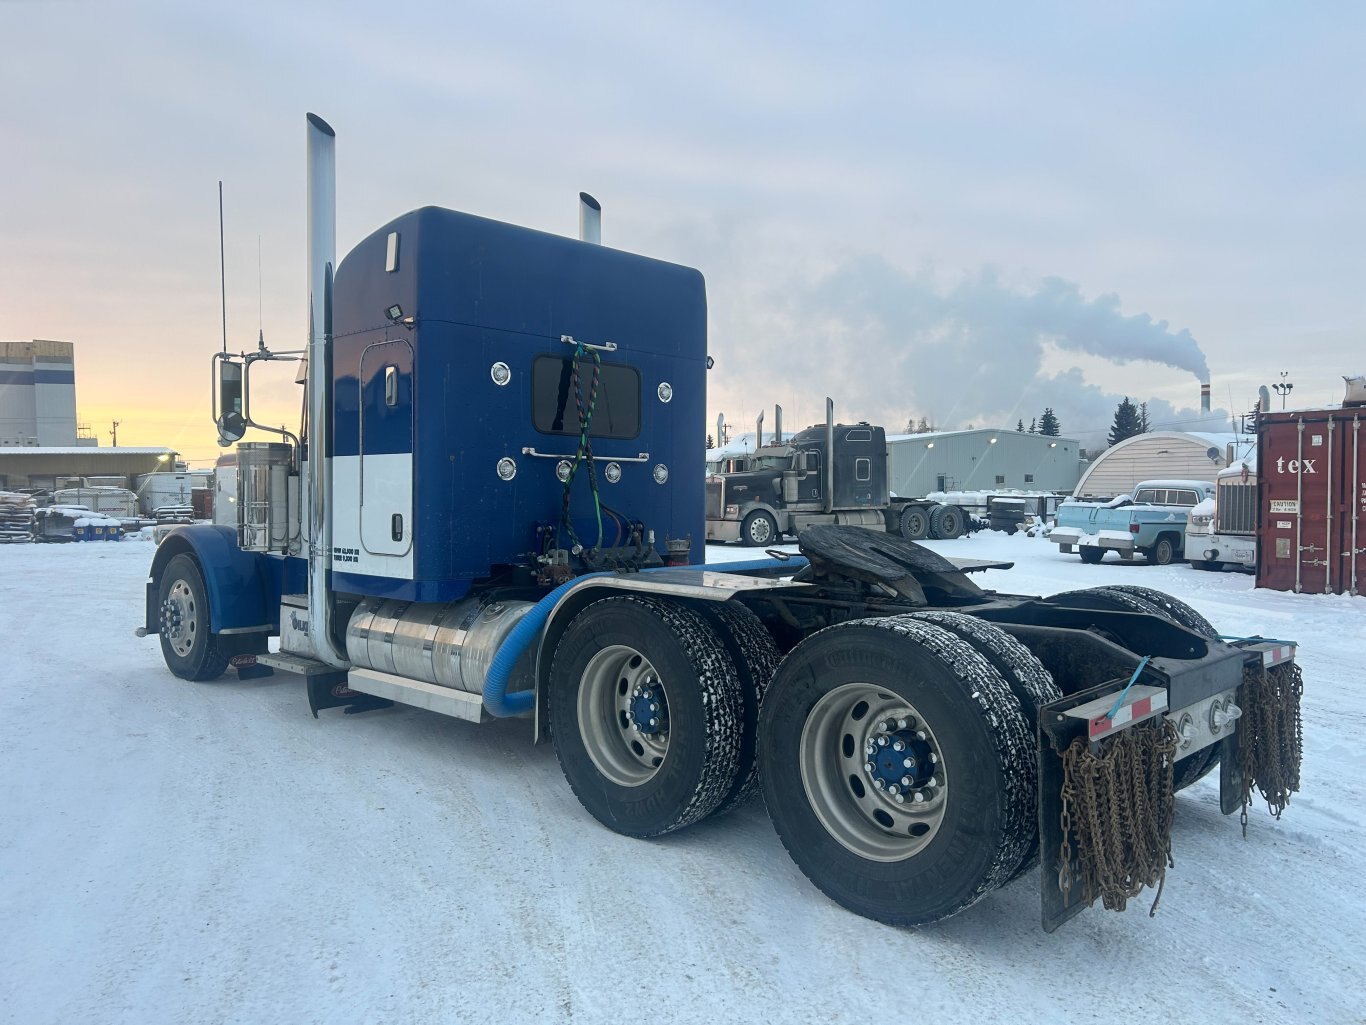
(901, 775, 913, 787)
(927, 777, 939, 788)
(888, 784, 900, 795)
(877, 736, 889, 747)
(864, 762, 876, 774)
(893, 793, 906, 804)
(903, 758, 914, 769)
(912, 792, 925, 804)
(892, 740, 906, 752)
(916, 730, 927, 741)
(929, 753, 938, 764)
(873, 778, 886, 790)
(897, 718, 909, 729)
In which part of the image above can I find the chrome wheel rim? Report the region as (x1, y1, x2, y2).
(161, 579, 198, 658)
(577, 644, 670, 787)
(748, 517, 773, 545)
(799, 683, 948, 861)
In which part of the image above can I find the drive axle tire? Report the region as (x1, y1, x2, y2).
(759, 616, 1034, 927)
(929, 504, 964, 540)
(156, 553, 229, 682)
(741, 510, 778, 547)
(548, 596, 743, 838)
(694, 600, 782, 815)
(904, 611, 1062, 883)
(899, 506, 930, 542)
(1078, 546, 1105, 564)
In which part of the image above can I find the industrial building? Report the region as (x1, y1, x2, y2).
(1071, 431, 1255, 499)
(0, 340, 94, 447)
(0, 447, 179, 492)
(887, 429, 1084, 497)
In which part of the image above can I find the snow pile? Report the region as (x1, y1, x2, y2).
(0, 540, 1363, 1023)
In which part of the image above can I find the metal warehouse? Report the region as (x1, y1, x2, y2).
(887, 429, 1084, 497)
(0, 446, 178, 491)
(1071, 431, 1255, 499)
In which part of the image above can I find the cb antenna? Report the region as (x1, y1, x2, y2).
(257, 234, 266, 351)
(218, 180, 227, 354)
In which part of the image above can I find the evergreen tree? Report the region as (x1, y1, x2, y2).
(1107, 397, 1144, 447)
(1028, 417, 1037, 433)
(1017, 419, 1025, 432)
(1038, 408, 1061, 437)
(916, 417, 931, 434)
(1138, 401, 1151, 433)
(706, 433, 715, 449)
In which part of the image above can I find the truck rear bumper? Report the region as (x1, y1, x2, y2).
(1050, 527, 1135, 553)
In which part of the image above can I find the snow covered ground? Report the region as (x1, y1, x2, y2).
(2, 533, 1363, 1025)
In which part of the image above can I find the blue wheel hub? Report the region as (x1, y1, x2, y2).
(628, 683, 668, 736)
(863, 719, 935, 795)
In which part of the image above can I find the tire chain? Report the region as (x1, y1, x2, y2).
(1059, 717, 1179, 915)
(1236, 660, 1303, 832)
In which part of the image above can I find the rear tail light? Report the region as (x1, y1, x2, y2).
(1129, 523, 1141, 533)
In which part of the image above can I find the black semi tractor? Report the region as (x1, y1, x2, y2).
(705, 402, 968, 546)
(143, 115, 1301, 933)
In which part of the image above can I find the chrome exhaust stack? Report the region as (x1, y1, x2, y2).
(306, 113, 348, 669)
(716, 413, 725, 446)
(579, 192, 602, 244)
(824, 397, 835, 513)
(774, 405, 783, 445)
(756, 409, 765, 450)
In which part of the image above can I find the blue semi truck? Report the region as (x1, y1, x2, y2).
(138, 114, 1301, 931)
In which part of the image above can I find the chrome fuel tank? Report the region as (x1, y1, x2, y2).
(345, 596, 536, 696)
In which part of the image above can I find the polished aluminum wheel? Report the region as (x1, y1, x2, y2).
(576, 644, 670, 787)
(161, 579, 199, 659)
(798, 683, 948, 861)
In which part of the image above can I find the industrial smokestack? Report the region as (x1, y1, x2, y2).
(579, 192, 601, 244)
(1200, 382, 1211, 413)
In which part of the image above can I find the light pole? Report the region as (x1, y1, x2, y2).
(1272, 371, 1294, 410)
(110, 420, 120, 446)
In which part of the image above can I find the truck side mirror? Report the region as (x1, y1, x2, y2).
(217, 359, 246, 445)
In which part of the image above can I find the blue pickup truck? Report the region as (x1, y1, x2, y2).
(1049, 479, 1215, 565)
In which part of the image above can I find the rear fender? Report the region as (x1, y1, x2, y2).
(145, 525, 273, 633)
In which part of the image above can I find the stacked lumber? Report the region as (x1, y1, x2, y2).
(0, 491, 35, 543)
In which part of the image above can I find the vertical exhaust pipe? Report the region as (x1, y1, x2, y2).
(756, 409, 764, 451)
(824, 397, 835, 514)
(774, 405, 783, 444)
(1201, 382, 1212, 413)
(716, 413, 725, 446)
(306, 113, 348, 669)
(579, 193, 601, 244)
(1259, 385, 1271, 414)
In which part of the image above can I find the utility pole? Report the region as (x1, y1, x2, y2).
(110, 420, 120, 447)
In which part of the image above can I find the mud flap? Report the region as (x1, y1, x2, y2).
(306, 672, 394, 717)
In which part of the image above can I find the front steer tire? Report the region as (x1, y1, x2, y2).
(156, 553, 229, 682)
(759, 616, 1034, 927)
(548, 595, 744, 838)
(740, 509, 779, 547)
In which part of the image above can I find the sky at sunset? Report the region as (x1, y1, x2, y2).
(2, 2, 1362, 463)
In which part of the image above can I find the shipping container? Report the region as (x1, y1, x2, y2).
(1257, 406, 1365, 595)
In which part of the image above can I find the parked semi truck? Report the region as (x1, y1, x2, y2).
(704, 408, 969, 546)
(1186, 460, 1258, 572)
(139, 115, 1302, 931)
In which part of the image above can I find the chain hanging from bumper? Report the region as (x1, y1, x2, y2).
(1237, 660, 1304, 835)
(1059, 717, 1179, 916)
